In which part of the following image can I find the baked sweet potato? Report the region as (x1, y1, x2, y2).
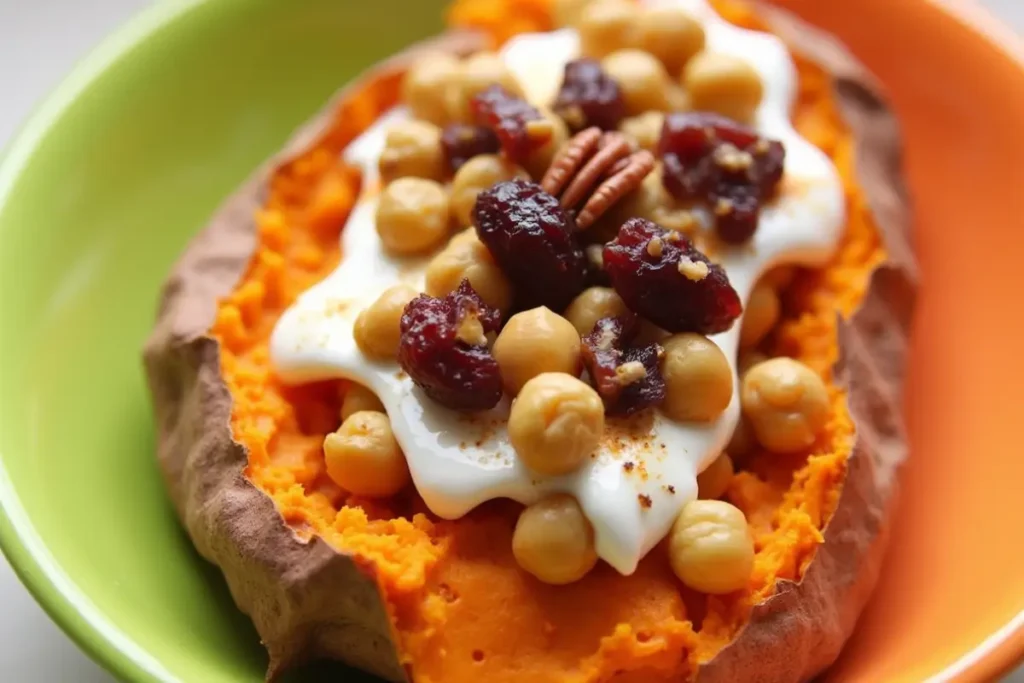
(143, 1, 916, 681)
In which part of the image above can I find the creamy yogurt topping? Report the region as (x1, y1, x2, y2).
(269, 0, 845, 574)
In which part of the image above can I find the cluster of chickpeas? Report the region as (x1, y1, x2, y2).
(374, 51, 570, 262)
(555, 0, 764, 152)
(323, 6, 831, 592)
(335, 273, 828, 591)
(666, 267, 833, 595)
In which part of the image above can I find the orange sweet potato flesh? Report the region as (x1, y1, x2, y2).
(143, 2, 916, 681)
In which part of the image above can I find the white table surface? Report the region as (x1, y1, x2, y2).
(1, 1, 1022, 681)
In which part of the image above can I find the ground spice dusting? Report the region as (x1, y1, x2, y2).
(210, 0, 886, 680)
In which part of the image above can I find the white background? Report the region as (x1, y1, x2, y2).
(1, 1, 1022, 681)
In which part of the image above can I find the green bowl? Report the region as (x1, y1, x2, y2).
(0, 0, 445, 680)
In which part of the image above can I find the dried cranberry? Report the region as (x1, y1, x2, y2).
(582, 315, 638, 398)
(581, 315, 665, 415)
(470, 85, 549, 164)
(398, 280, 503, 411)
(658, 112, 785, 243)
(552, 59, 626, 132)
(603, 217, 742, 334)
(617, 344, 666, 415)
(441, 124, 499, 174)
(473, 179, 587, 311)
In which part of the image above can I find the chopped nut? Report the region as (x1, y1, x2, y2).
(616, 360, 648, 385)
(714, 197, 734, 216)
(455, 310, 488, 346)
(677, 257, 709, 281)
(713, 143, 754, 172)
(646, 237, 664, 258)
(525, 118, 555, 143)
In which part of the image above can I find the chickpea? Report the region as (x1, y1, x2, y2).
(447, 51, 522, 123)
(509, 373, 604, 476)
(450, 154, 529, 227)
(552, 0, 595, 28)
(341, 383, 385, 421)
(697, 453, 734, 500)
(619, 111, 664, 153)
(401, 52, 462, 126)
(524, 107, 570, 181)
(741, 357, 830, 453)
(563, 287, 629, 336)
(324, 411, 410, 497)
(661, 334, 733, 422)
(493, 308, 582, 395)
(376, 178, 450, 255)
(602, 49, 674, 115)
(669, 499, 754, 594)
(578, 0, 639, 59)
(424, 229, 513, 312)
(378, 120, 445, 184)
(635, 6, 706, 75)
(513, 495, 598, 584)
(354, 284, 418, 360)
(683, 52, 764, 123)
(739, 282, 780, 350)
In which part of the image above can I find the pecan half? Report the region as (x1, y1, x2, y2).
(541, 127, 655, 230)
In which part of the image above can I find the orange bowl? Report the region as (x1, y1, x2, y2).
(770, 0, 1024, 680)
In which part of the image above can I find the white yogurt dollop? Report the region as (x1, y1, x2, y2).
(270, 0, 844, 574)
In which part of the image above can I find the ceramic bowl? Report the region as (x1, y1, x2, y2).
(0, 0, 1021, 680)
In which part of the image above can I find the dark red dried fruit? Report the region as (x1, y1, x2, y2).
(552, 59, 626, 132)
(581, 315, 665, 415)
(473, 179, 588, 311)
(658, 112, 785, 243)
(470, 85, 549, 164)
(582, 315, 638, 398)
(441, 124, 500, 174)
(603, 217, 742, 334)
(398, 280, 503, 411)
(617, 344, 666, 415)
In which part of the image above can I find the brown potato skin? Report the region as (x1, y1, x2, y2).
(143, 10, 915, 683)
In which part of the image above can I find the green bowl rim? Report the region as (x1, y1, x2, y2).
(0, 2, 206, 680)
(1, 1, 1023, 682)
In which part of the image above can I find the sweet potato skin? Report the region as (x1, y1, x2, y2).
(143, 33, 485, 682)
(143, 9, 915, 683)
